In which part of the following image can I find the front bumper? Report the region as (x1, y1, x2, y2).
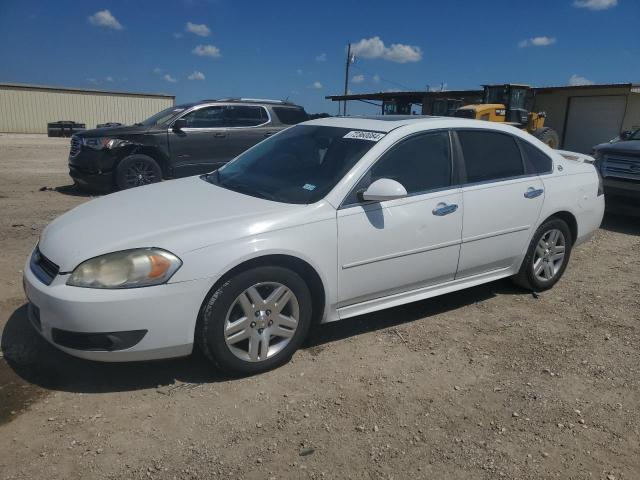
(69, 164, 114, 192)
(23, 255, 216, 362)
(68, 147, 118, 192)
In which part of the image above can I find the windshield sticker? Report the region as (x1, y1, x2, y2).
(302, 183, 317, 191)
(343, 131, 385, 142)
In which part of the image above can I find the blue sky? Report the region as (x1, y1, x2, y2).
(1, 0, 638, 115)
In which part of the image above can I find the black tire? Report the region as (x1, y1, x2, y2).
(532, 127, 560, 149)
(512, 218, 573, 291)
(115, 154, 162, 190)
(196, 266, 313, 376)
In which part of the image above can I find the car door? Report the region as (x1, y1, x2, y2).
(168, 105, 230, 177)
(454, 129, 545, 278)
(337, 131, 463, 306)
(225, 105, 278, 159)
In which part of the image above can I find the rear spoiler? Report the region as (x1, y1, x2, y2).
(556, 150, 595, 164)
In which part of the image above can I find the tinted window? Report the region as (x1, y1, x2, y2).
(227, 106, 267, 127)
(519, 139, 552, 174)
(345, 131, 451, 205)
(182, 106, 225, 128)
(458, 130, 524, 183)
(273, 107, 308, 125)
(206, 125, 379, 204)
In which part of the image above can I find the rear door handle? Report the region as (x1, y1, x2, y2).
(524, 187, 544, 199)
(264, 131, 278, 137)
(213, 132, 226, 138)
(432, 202, 458, 216)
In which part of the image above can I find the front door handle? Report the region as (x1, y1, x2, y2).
(213, 132, 226, 138)
(432, 202, 458, 216)
(264, 131, 277, 137)
(524, 187, 544, 199)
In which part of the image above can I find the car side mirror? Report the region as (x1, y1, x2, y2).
(620, 130, 632, 140)
(360, 178, 408, 202)
(172, 118, 187, 131)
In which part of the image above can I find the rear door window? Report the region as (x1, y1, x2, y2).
(457, 130, 524, 183)
(519, 139, 553, 174)
(227, 106, 268, 127)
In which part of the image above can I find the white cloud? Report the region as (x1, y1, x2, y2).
(188, 70, 205, 81)
(153, 67, 162, 74)
(568, 74, 595, 86)
(88, 10, 123, 30)
(573, 0, 617, 10)
(372, 74, 381, 83)
(352, 74, 365, 83)
(312, 81, 323, 89)
(163, 74, 178, 83)
(351, 36, 422, 63)
(86, 78, 99, 85)
(192, 44, 221, 58)
(315, 53, 327, 62)
(186, 22, 210, 37)
(519, 36, 557, 47)
(173, 32, 183, 38)
(296, 68, 303, 75)
(105, 76, 114, 83)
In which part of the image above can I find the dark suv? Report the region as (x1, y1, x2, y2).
(593, 128, 640, 213)
(68, 99, 308, 191)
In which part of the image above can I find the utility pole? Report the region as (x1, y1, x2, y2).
(343, 43, 352, 116)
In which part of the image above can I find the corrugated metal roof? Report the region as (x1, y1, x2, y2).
(0, 82, 175, 99)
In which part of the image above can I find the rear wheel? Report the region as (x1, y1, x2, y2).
(532, 127, 559, 149)
(115, 154, 162, 190)
(512, 218, 573, 291)
(196, 266, 313, 375)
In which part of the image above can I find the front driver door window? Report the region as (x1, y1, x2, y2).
(336, 131, 464, 311)
(169, 106, 229, 176)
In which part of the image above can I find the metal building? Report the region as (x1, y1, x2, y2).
(327, 83, 640, 153)
(0, 83, 175, 134)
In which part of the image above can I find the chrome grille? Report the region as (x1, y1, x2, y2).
(69, 135, 81, 158)
(602, 153, 640, 181)
(30, 247, 60, 285)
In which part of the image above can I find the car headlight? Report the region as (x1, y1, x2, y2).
(82, 137, 128, 150)
(66, 248, 182, 289)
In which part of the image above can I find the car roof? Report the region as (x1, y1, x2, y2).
(302, 115, 522, 134)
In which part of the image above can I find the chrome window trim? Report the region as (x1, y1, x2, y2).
(168, 103, 272, 132)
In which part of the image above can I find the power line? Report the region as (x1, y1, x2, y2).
(350, 64, 416, 91)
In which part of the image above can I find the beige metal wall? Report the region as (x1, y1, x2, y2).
(533, 86, 639, 147)
(0, 85, 174, 133)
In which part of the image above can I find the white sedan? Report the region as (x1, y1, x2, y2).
(24, 116, 604, 374)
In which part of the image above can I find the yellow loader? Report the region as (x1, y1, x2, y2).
(454, 84, 559, 148)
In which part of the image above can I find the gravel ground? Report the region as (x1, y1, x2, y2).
(0, 133, 639, 480)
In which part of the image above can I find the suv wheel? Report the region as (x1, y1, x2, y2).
(512, 218, 573, 291)
(196, 266, 313, 375)
(115, 154, 162, 190)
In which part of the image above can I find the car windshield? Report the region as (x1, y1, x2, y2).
(205, 125, 382, 204)
(137, 106, 187, 126)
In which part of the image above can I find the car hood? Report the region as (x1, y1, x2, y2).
(76, 124, 152, 137)
(39, 177, 305, 272)
(593, 140, 640, 155)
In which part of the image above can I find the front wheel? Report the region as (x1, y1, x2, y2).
(115, 154, 162, 190)
(196, 266, 313, 375)
(512, 218, 573, 291)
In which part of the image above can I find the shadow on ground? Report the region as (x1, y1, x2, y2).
(600, 211, 640, 236)
(1, 279, 520, 400)
(51, 184, 100, 198)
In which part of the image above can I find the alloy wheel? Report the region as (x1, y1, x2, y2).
(533, 228, 566, 282)
(223, 282, 299, 362)
(125, 161, 157, 187)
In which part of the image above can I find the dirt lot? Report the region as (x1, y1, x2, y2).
(0, 133, 639, 480)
